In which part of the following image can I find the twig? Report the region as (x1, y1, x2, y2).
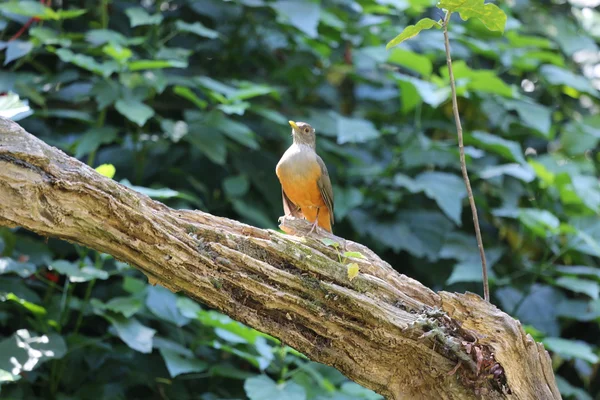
(442, 11, 489, 302)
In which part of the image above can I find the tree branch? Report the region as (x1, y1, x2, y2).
(0, 117, 560, 399)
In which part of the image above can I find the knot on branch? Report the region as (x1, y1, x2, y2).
(407, 307, 511, 397)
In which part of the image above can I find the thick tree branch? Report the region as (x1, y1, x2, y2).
(0, 117, 560, 400)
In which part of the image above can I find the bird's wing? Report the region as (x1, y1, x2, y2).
(282, 188, 302, 218)
(316, 156, 334, 225)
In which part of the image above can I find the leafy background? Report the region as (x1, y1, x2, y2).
(0, 0, 599, 399)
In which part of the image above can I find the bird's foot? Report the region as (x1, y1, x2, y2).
(308, 218, 319, 234)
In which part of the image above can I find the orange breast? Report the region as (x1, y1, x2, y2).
(276, 146, 331, 231)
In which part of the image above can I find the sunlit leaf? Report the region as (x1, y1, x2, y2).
(347, 263, 360, 281)
(95, 164, 116, 179)
(437, 0, 507, 32)
(386, 18, 442, 49)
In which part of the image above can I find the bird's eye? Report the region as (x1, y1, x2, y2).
(304, 128, 310, 133)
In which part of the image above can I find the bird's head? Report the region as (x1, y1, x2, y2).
(289, 120, 316, 148)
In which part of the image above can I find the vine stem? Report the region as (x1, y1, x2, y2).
(442, 11, 489, 302)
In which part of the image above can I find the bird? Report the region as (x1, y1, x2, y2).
(275, 120, 334, 233)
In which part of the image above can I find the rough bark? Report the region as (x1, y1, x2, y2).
(0, 117, 561, 400)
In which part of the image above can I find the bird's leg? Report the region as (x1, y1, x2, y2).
(308, 207, 320, 234)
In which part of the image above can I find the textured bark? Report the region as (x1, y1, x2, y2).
(0, 117, 561, 400)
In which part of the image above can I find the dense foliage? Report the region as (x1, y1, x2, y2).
(1, 0, 599, 398)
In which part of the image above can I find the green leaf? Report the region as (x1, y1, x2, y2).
(467, 131, 526, 165)
(0, 330, 66, 376)
(0, 258, 37, 278)
(128, 59, 187, 71)
(4, 40, 33, 65)
(102, 44, 132, 63)
(92, 296, 142, 318)
(95, 164, 116, 179)
(204, 111, 259, 150)
(175, 20, 219, 39)
(556, 299, 600, 322)
(518, 208, 560, 237)
(197, 310, 265, 344)
(159, 348, 208, 378)
(50, 260, 109, 282)
(440, 61, 513, 97)
(271, 0, 321, 38)
(55, 48, 118, 78)
(146, 285, 190, 327)
(387, 48, 433, 77)
(437, 0, 507, 32)
(543, 337, 599, 364)
(0, 1, 57, 20)
(555, 376, 593, 400)
(115, 98, 154, 126)
(501, 99, 552, 137)
(125, 7, 163, 27)
(415, 172, 466, 225)
(540, 65, 600, 98)
(244, 375, 307, 400)
(479, 164, 535, 182)
(123, 277, 146, 294)
(340, 382, 383, 399)
(120, 179, 180, 200)
(496, 284, 564, 335)
(319, 238, 340, 248)
(75, 127, 118, 159)
(223, 175, 250, 198)
(173, 86, 207, 109)
(556, 266, 600, 280)
(394, 73, 450, 112)
(336, 116, 380, 144)
(386, 18, 442, 49)
(86, 29, 128, 46)
(555, 277, 599, 300)
(103, 314, 155, 353)
(571, 175, 600, 213)
(176, 297, 202, 318)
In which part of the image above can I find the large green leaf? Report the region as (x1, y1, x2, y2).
(0, 330, 66, 377)
(55, 48, 118, 77)
(159, 348, 208, 378)
(244, 375, 306, 400)
(0, 258, 37, 278)
(114, 98, 155, 126)
(0, 1, 86, 20)
(540, 65, 600, 98)
(91, 296, 142, 318)
(103, 314, 156, 353)
(146, 285, 190, 327)
(437, 0, 507, 32)
(50, 260, 109, 282)
(125, 7, 163, 27)
(175, 20, 219, 39)
(4, 40, 33, 66)
(543, 337, 599, 364)
(554, 277, 599, 300)
(271, 0, 321, 38)
(415, 171, 466, 225)
(336, 116, 380, 144)
(466, 131, 526, 164)
(75, 127, 118, 158)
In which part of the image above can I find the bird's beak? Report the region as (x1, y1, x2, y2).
(288, 120, 299, 131)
